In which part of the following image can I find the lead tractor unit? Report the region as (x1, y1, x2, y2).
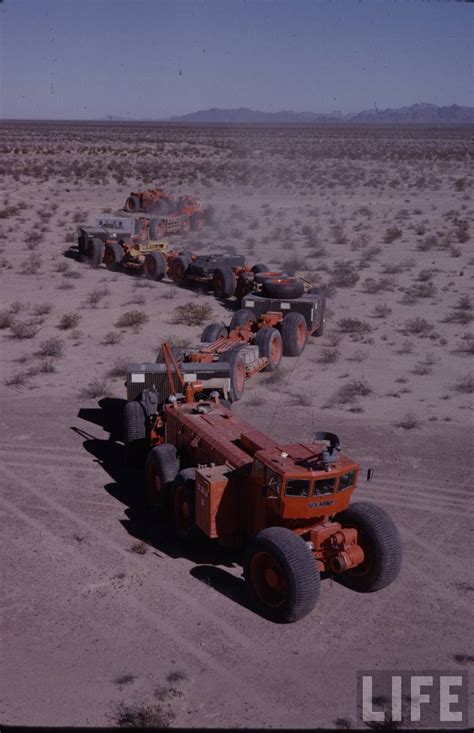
(125, 343, 402, 623)
(124, 188, 215, 232)
(77, 207, 199, 263)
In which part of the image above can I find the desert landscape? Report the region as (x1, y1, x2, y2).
(1, 121, 473, 727)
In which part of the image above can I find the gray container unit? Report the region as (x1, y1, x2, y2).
(242, 291, 324, 331)
(126, 362, 231, 402)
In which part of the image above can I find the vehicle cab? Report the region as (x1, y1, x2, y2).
(252, 442, 359, 523)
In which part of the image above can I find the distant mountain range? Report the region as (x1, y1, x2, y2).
(166, 103, 474, 124)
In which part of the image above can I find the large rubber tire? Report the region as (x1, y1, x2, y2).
(144, 251, 166, 281)
(172, 469, 199, 543)
(251, 263, 269, 274)
(190, 211, 205, 232)
(255, 327, 283, 372)
(201, 322, 228, 342)
(149, 219, 166, 240)
(254, 270, 288, 285)
(281, 312, 308, 356)
(235, 273, 253, 301)
(213, 267, 236, 298)
(315, 299, 326, 337)
(155, 345, 184, 364)
(244, 527, 320, 623)
(204, 205, 215, 224)
(89, 238, 104, 268)
(123, 401, 147, 467)
(78, 233, 88, 256)
(125, 195, 140, 212)
(335, 502, 402, 592)
(179, 216, 191, 234)
(170, 254, 191, 286)
(229, 308, 256, 331)
(104, 242, 125, 271)
(152, 199, 169, 215)
(262, 277, 304, 299)
(144, 444, 180, 511)
(221, 346, 246, 401)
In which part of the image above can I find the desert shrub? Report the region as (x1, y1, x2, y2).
(397, 339, 414, 354)
(383, 226, 402, 243)
(5, 371, 30, 387)
(330, 260, 359, 288)
(10, 320, 39, 339)
(317, 348, 340, 364)
(395, 412, 420, 430)
(417, 234, 437, 251)
(0, 310, 13, 329)
(402, 317, 434, 336)
(107, 358, 130, 378)
(25, 232, 43, 250)
(333, 379, 372, 404)
(114, 701, 172, 728)
(63, 268, 82, 279)
(338, 318, 372, 335)
(264, 369, 287, 385)
(346, 348, 367, 362)
(417, 269, 433, 282)
(80, 380, 111, 399)
(452, 374, 474, 394)
(455, 333, 474, 355)
(372, 303, 392, 318)
(129, 541, 148, 555)
(246, 391, 265, 406)
(72, 209, 88, 223)
(33, 303, 52, 316)
(330, 222, 348, 244)
(362, 276, 395, 294)
(9, 301, 24, 314)
(102, 331, 122, 345)
(115, 311, 149, 329)
(37, 337, 64, 358)
(402, 281, 437, 303)
(173, 303, 213, 326)
(58, 313, 81, 330)
(454, 218, 469, 243)
(289, 392, 312, 406)
(19, 253, 42, 275)
(363, 245, 382, 261)
(412, 359, 432, 376)
(412, 281, 436, 298)
(281, 254, 306, 275)
(28, 359, 55, 376)
(38, 358, 55, 373)
(382, 263, 404, 275)
(350, 233, 370, 251)
(444, 295, 473, 325)
(87, 286, 110, 307)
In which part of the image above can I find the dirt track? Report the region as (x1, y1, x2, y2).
(1, 390, 472, 728)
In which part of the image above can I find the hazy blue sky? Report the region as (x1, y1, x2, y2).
(1, 0, 472, 119)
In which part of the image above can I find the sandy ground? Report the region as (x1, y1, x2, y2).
(0, 122, 473, 727)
